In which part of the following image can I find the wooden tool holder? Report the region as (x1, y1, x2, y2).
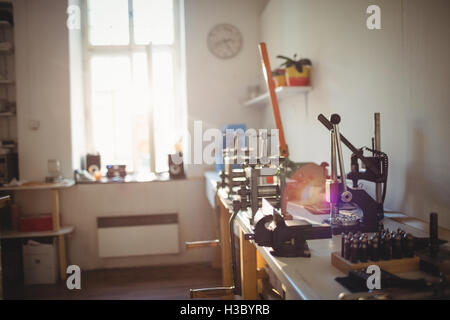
(331, 251, 420, 274)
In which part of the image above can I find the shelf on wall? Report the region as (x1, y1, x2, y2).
(0, 79, 14, 85)
(0, 226, 75, 240)
(0, 21, 12, 28)
(0, 111, 15, 117)
(0, 42, 13, 52)
(242, 86, 312, 108)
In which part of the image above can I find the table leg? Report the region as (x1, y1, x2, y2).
(256, 250, 267, 295)
(212, 204, 222, 269)
(51, 190, 60, 232)
(51, 189, 66, 281)
(239, 228, 258, 299)
(219, 199, 232, 287)
(58, 235, 67, 281)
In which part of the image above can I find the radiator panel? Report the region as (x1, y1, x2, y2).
(97, 214, 179, 258)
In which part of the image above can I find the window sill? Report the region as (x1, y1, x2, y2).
(75, 172, 186, 185)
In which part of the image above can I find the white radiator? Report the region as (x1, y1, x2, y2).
(97, 214, 180, 258)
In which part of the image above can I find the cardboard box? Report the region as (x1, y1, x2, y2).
(22, 239, 58, 285)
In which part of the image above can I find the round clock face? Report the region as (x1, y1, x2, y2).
(207, 23, 243, 59)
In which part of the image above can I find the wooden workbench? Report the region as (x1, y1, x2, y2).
(205, 172, 450, 300)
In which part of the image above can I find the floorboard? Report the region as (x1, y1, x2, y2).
(4, 263, 221, 300)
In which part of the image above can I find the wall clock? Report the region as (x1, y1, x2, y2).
(207, 23, 243, 59)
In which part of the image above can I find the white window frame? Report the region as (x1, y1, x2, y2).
(81, 0, 184, 173)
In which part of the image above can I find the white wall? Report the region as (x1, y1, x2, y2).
(68, 0, 85, 172)
(184, 0, 268, 175)
(260, 0, 450, 228)
(13, 0, 73, 180)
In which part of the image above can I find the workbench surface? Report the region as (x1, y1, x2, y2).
(236, 206, 448, 300)
(204, 171, 450, 300)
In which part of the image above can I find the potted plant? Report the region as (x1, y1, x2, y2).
(277, 54, 312, 86)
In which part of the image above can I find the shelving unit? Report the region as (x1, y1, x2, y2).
(0, 180, 76, 281)
(242, 86, 312, 108)
(0, 79, 14, 85)
(0, 226, 75, 240)
(0, 9, 18, 186)
(0, 111, 14, 117)
(0, 196, 7, 299)
(0, 41, 13, 54)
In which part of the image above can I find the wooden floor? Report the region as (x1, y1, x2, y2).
(4, 263, 222, 300)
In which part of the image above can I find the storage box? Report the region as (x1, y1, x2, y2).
(22, 239, 58, 285)
(19, 214, 53, 232)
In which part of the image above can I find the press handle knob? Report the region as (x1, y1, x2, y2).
(330, 113, 341, 125)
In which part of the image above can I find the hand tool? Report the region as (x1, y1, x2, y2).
(350, 238, 359, 263)
(360, 238, 368, 262)
(238, 164, 284, 223)
(341, 233, 346, 257)
(340, 228, 414, 264)
(415, 212, 450, 277)
(384, 232, 392, 260)
(337, 270, 450, 300)
(344, 235, 351, 260)
(319, 113, 388, 221)
(244, 199, 331, 257)
(372, 236, 380, 261)
(319, 113, 384, 234)
(430, 212, 439, 257)
(393, 232, 403, 259)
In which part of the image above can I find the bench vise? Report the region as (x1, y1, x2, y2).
(245, 199, 331, 257)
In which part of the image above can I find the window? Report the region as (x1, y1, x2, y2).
(85, 0, 183, 173)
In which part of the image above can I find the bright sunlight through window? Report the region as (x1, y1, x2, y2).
(86, 0, 179, 173)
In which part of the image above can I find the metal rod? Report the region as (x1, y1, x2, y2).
(374, 113, 382, 204)
(430, 212, 439, 257)
(185, 239, 220, 249)
(229, 200, 241, 296)
(331, 129, 337, 181)
(251, 167, 260, 222)
(330, 129, 338, 223)
(280, 166, 286, 215)
(333, 124, 347, 192)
